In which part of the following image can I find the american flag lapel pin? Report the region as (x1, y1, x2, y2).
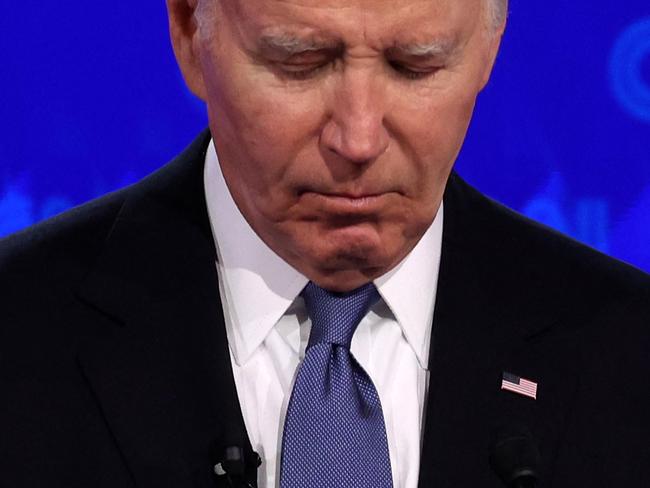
(501, 371, 538, 400)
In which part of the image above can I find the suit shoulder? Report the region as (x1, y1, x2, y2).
(0, 186, 129, 298)
(0, 130, 211, 317)
(445, 173, 650, 307)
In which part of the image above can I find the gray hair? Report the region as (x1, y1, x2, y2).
(487, 0, 509, 31)
(196, 0, 508, 37)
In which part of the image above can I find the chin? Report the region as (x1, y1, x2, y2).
(302, 234, 400, 292)
(323, 225, 389, 265)
(274, 218, 418, 291)
(307, 268, 383, 293)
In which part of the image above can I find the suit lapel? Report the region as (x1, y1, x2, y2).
(75, 131, 252, 487)
(418, 173, 580, 486)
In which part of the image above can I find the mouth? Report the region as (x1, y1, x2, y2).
(320, 191, 382, 202)
(300, 190, 393, 216)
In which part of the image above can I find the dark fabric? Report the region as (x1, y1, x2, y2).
(1, 130, 649, 487)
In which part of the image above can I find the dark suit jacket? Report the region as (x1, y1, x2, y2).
(1, 130, 649, 487)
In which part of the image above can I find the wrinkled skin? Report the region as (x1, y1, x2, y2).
(167, 0, 505, 291)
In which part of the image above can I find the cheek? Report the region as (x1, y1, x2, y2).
(392, 88, 477, 193)
(208, 69, 325, 190)
(220, 62, 322, 134)
(430, 94, 476, 162)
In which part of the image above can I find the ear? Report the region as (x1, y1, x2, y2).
(166, 0, 208, 100)
(479, 19, 507, 91)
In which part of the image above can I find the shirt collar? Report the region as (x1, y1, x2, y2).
(204, 139, 443, 369)
(204, 140, 308, 366)
(374, 206, 443, 369)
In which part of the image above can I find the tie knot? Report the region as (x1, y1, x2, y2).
(301, 281, 380, 349)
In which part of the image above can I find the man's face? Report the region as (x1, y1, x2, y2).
(172, 0, 503, 291)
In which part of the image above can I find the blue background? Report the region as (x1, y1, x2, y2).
(1, 1, 649, 271)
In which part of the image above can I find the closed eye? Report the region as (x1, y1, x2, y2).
(276, 61, 441, 81)
(278, 62, 329, 80)
(388, 61, 441, 80)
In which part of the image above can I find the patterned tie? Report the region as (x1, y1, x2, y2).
(279, 281, 393, 487)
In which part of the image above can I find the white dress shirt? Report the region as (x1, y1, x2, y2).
(203, 140, 443, 488)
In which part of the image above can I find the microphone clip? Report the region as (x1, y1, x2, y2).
(213, 446, 261, 488)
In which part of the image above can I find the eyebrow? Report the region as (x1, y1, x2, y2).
(386, 38, 459, 59)
(259, 34, 344, 57)
(257, 32, 459, 60)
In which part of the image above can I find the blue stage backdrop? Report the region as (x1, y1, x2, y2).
(1, 2, 649, 271)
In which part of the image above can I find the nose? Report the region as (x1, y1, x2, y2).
(320, 68, 390, 165)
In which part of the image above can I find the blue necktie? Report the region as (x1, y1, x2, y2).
(280, 282, 393, 487)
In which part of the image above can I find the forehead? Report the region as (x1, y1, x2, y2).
(221, 0, 484, 50)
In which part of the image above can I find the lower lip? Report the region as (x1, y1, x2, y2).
(304, 192, 388, 213)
